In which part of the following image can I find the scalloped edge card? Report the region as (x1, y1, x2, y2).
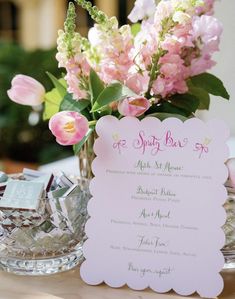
(80, 116, 230, 298)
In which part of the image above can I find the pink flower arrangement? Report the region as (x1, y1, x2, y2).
(54, 0, 228, 107)
(7, 0, 229, 151)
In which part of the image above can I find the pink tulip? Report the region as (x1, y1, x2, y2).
(7, 75, 45, 106)
(226, 158, 235, 188)
(49, 111, 89, 146)
(118, 96, 150, 117)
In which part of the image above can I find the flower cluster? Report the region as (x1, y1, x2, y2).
(56, 0, 222, 102)
(56, 3, 91, 100)
(8, 0, 229, 147)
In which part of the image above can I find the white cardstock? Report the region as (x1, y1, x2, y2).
(80, 116, 229, 298)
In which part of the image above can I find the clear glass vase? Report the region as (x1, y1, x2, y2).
(223, 187, 235, 269)
(78, 131, 96, 180)
(0, 180, 90, 275)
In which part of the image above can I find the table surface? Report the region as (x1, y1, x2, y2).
(0, 267, 234, 299)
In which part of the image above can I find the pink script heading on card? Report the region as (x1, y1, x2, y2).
(112, 129, 209, 158)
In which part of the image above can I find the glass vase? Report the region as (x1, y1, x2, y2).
(78, 131, 96, 180)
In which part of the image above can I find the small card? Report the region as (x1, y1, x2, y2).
(56, 172, 74, 188)
(59, 184, 82, 232)
(0, 180, 44, 211)
(48, 187, 69, 199)
(23, 168, 45, 180)
(33, 174, 54, 192)
(47, 187, 69, 225)
(0, 183, 7, 195)
(0, 172, 8, 183)
(80, 116, 229, 298)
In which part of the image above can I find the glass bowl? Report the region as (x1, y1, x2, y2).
(0, 181, 90, 276)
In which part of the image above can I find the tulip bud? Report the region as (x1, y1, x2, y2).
(7, 75, 45, 106)
(118, 96, 150, 117)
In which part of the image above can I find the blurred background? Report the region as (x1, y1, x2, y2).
(0, 0, 234, 173)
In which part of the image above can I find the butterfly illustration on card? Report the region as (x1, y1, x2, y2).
(194, 137, 212, 158)
(112, 133, 127, 154)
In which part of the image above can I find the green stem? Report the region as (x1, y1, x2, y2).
(75, 0, 108, 24)
(145, 48, 162, 98)
(88, 120, 97, 127)
(145, 17, 174, 98)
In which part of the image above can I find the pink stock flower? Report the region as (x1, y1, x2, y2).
(172, 23, 194, 47)
(55, 0, 223, 104)
(56, 29, 91, 100)
(62, 55, 91, 100)
(152, 77, 188, 98)
(155, 1, 173, 22)
(192, 15, 222, 50)
(154, 1, 173, 31)
(189, 15, 222, 75)
(65, 72, 88, 100)
(101, 28, 134, 84)
(196, 0, 215, 15)
(132, 20, 159, 71)
(152, 54, 189, 97)
(118, 96, 150, 117)
(49, 111, 89, 146)
(190, 55, 216, 76)
(128, 0, 157, 23)
(161, 35, 184, 55)
(226, 158, 235, 188)
(88, 26, 102, 47)
(173, 11, 191, 25)
(7, 75, 45, 106)
(89, 20, 134, 85)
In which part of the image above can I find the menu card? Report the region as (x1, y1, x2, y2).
(81, 116, 229, 298)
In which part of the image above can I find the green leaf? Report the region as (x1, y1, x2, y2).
(73, 128, 94, 155)
(60, 93, 90, 113)
(170, 94, 200, 114)
(187, 80, 210, 110)
(131, 23, 141, 37)
(46, 72, 67, 98)
(91, 82, 136, 112)
(146, 101, 190, 117)
(43, 89, 61, 120)
(89, 69, 105, 103)
(91, 102, 106, 113)
(190, 73, 230, 100)
(97, 106, 112, 117)
(146, 112, 188, 122)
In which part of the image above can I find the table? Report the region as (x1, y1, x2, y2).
(0, 267, 234, 299)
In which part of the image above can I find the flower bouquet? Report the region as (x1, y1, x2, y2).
(7, 0, 235, 272)
(8, 0, 229, 168)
